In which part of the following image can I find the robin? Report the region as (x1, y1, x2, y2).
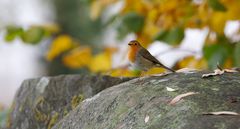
(128, 40, 175, 73)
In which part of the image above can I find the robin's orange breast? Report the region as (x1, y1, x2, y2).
(128, 46, 138, 63)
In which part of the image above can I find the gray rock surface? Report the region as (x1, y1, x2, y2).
(6, 74, 132, 129)
(53, 72, 240, 129)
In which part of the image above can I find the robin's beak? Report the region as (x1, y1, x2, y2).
(128, 43, 131, 46)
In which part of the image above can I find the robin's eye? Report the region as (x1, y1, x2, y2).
(134, 43, 137, 45)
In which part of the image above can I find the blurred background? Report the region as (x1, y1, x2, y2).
(0, 0, 240, 126)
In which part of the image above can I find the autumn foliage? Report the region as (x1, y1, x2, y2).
(4, 0, 240, 76)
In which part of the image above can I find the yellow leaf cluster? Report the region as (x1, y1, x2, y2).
(46, 35, 74, 61)
(209, 0, 240, 34)
(120, 0, 195, 46)
(61, 46, 117, 73)
(119, 0, 240, 44)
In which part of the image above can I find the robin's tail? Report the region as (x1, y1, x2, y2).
(156, 63, 175, 73)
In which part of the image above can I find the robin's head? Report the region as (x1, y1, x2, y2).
(128, 40, 141, 47)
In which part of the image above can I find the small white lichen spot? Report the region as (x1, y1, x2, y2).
(144, 115, 149, 123)
(166, 87, 177, 92)
(36, 77, 49, 94)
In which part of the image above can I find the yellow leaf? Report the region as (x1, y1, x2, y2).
(88, 47, 118, 72)
(145, 67, 165, 75)
(88, 51, 112, 72)
(178, 56, 208, 69)
(46, 35, 74, 61)
(147, 8, 158, 22)
(209, 12, 227, 34)
(143, 9, 160, 40)
(159, 0, 177, 13)
(222, 0, 240, 20)
(121, 0, 147, 15)
(90, 0, 103, 20)
(63, 47, 92, 69)
(41, 24, 60, 34)
(90, 0, 117, 20)
(110, 69, 139, 77)
(208, 0, 240, 34)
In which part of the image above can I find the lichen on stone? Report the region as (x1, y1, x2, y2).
(34, 108, 48, 122)
(71, 94, 84, 109)
(47, 112, 59, 129)
(63, 108, 69, 116)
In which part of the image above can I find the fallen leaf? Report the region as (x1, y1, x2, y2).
(144, 115, 149, 123)
(166, 87, 177, 92)
(202, 68, 238, 78)
(177, 56, 208, 70)
(232, 67, 240, 72)
(169, 92, 199, 105)
(224, 69, 238, 73)
(176, 68, 198, 73)
(202, 69, 224, 78)
(202, 111, 239, 116)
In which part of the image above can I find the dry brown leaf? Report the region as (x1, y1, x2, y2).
(202, 69, 224, 78)
(202, 111, 239, 116)
(224, 69, 238, 73)
(169, 92, 199, 105)
(232, 67, 240, 72)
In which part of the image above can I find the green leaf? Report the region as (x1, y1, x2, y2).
(122, 12, 144, 32)
(117, 25, 129, 39)
(153, 29, 169, 41)
(203, 44, 230, 69)
(4, 26, 23, 42)
(154, 27, 184, 45)
(21, 26, 45, 44)
(4, 33, 16, 42)
(208, 0, 227, 12)
(103, 14, 118, 27)
(117, 12, 144, 39)
(233, 42, 240, 67)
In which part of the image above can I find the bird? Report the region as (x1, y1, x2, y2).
(127, 40, 175, 73)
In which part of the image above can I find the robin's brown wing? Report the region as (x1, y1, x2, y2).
(139, 48, 175, 72)
(138, 48, 162, 65)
